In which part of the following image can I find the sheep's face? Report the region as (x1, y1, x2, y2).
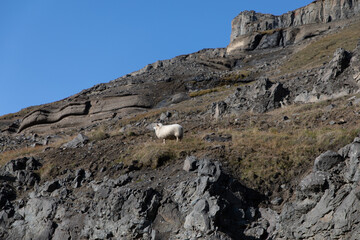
(153, 123, 162, 132)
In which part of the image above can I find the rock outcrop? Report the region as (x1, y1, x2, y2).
(0, 156, 266, 240)
(294, 42, 360, 103)
(224, 78, 289, 114)
(272, 137, 360, 239)
(228, 0, 360, 52)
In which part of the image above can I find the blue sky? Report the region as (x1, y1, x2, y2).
(0, 1, 313, 116)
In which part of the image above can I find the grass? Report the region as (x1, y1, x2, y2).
(258, 28, 283, 35)
(89, 126, 109, 141)
(222, 97, 360, 190)
(0, 146, 46, 166)
(280, 20, 360, 74)
(0, 135, 72, 167)
(189, 87, 221, 97)
(221, 70, 252, 82)
(119, 135, 209, 168)
(226, 125, 359, 190)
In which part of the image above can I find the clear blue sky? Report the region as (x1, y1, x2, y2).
(0, 1, 313, 116)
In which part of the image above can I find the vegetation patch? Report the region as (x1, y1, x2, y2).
(119, 135, 209, 168)
(0, 146, 46, 167)
(280, 20, 360, 74)
(89, 126, 109, 141)
(227, 126, 359, 190)
(221, 70, 252, 83)
(189, 88, 221, 98)
(258, 28, 283, 35)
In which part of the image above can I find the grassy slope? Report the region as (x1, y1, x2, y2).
(280, 20, 360, 74)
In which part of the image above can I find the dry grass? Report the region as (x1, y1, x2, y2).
(189, 88, 221, 97)
(0, 146, 46, 166)
(258, 28, 283, 35)
(227, 125, 358, 188)
(89, 126, 110, 141)
(119, 135, 209, 168)
(221, 70, 252, 82)
(281, 21, 360, 74)
(0, 135, 73, 167)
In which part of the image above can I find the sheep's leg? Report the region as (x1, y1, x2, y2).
(176, 136, 179, 142)
(163, 139, 166, 144)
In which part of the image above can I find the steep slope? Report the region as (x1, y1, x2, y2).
(1, 0, 360, 239)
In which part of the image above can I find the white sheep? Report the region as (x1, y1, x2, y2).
(153, 123, 183, 144)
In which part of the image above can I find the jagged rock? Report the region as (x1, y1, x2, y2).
(183, 156, 198, 172)
(1, 157, 41, 187)
(228, 0, 360, 52)
(225, 78, 289, 114)
(320, 48, 351, 83)
(313, 150, 344, 172)
(294, 47, 357, 103)
(211, 101, 227, 120)
(351, 40, 360, 83)
(62, 133, 89, 149)
(0, 184, 16, 209)
(257, 30, 283, 49)
(272, 137, 360, 239)
(160, 111, 172, 121)
(42, 181, 61, 193)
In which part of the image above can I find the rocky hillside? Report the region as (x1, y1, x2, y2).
(1, 0, 360, 239)
(228, 0, 360, 52)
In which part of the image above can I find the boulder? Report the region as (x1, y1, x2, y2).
(225, 78, 289, 114)
(313, 150, 344, 172)
(62, 133, 89, 149)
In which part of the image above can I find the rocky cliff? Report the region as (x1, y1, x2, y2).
(228, 0, 360, 52)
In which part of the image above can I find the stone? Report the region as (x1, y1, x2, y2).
(159, 111, 172, 121)
(183, 156, 198, 172)
(42, 180, 61, 193)
(271, 197, 283, 205)
(225, 78, 289, 114)
(313, 150, 344, 172)
(297, 171, 328, 198)
(62, 133, 89, 149)
(211, 101, 227, 120)
(197, 159, 221, 181)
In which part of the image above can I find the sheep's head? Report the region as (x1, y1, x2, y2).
(153, 123, 163, 132)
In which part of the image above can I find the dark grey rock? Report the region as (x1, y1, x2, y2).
(313, 150, 344, 172)
(225, 78, 289, 114)
(42, 180, 61, 193)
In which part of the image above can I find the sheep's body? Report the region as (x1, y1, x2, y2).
(153, 123, 183, 143)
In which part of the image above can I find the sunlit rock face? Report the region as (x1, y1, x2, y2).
(227, 0, 360, 53)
